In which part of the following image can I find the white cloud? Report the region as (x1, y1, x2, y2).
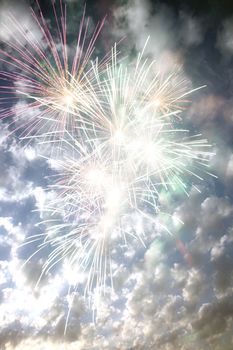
(179, 12, 203, 46)
(0, 0, 43, 46)
(0, 0, 232, 349)
(226, 154, 233, 179)
(217, 17, 233, 57)
(113, 0, 177, 59)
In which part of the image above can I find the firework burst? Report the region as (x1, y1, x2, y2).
(0, 0, 216, 328)
(21, 47, 215, 310)
(0, 0, 107, 148)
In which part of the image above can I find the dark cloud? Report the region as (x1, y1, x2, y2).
(0, 321, 32, 349)
(192, 294, 233, 339)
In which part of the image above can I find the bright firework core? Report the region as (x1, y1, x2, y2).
(85, 167, 124, 218)
(61, 89, 74, 107)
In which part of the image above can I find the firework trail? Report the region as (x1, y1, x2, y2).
(0, 0, 216, 327)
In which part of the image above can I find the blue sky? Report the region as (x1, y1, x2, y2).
(0, 0, 233, 349)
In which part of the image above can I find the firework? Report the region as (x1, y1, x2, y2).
(20, 47, 215, 312)
(0, 1, 216, 328)
(0, 0, 106, 147)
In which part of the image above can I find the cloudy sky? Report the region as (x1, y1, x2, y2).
(0, 0, 233, 349)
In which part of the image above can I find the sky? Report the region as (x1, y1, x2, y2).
(0, 0, 233, 349)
